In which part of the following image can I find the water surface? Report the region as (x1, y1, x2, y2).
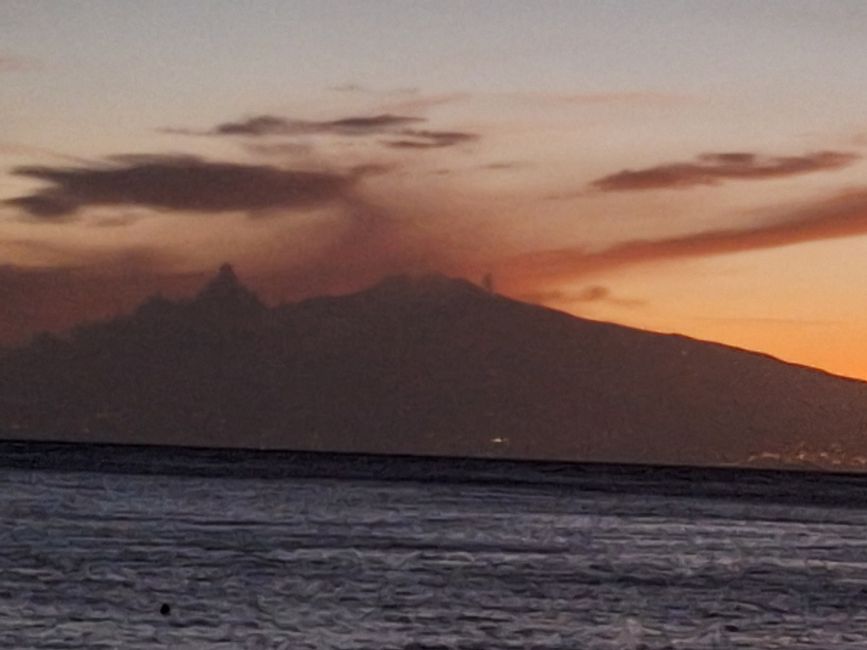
(2, 448, 867, 648)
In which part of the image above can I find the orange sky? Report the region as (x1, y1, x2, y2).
(4, 2, 867, 379)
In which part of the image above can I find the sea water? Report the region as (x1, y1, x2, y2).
(2, 457, 867, 648)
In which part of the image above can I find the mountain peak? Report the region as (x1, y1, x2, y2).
(207, 263, 241, 290)
(193, 263, 264, 315)
(365, 272, 489, 301)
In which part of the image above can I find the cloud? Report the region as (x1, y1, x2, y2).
(385, 130, 480, 149)
(326, 115, 424, 133)
(498, 188, 867, 288)
(213, 115, 295, 136)
(168, 113, 425, 138)
(591, 150, 859, 192)
(164, 112, 479, 153)
(5, 155, 355, 219)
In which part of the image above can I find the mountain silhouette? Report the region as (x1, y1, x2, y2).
(1, 264, 866, 469)
(194, 263, 265, 315)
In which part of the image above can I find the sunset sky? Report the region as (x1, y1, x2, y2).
(4, 1, 867, 378)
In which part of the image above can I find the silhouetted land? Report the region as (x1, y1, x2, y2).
(2, 264, 867, 469)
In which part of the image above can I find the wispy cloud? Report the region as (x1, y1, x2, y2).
(500, 188, 867, 287)
(385, 129, 479, 150)
(164, 113, 481, 151)
(591, 151, 860, 192)
(166, 113, 425, 138)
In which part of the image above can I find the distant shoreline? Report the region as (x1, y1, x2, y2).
(2, 438, 866, 509)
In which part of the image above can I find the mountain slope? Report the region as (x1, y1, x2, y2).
(1, 266, 866, 468)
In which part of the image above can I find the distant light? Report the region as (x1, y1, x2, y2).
(490, 436, 507, 444)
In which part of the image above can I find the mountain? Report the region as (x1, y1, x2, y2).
(1, 265, 867, 469)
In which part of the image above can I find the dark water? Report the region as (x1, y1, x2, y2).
(2, 446, 867, 648)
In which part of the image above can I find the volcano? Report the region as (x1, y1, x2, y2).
(2, 265, 866, 469)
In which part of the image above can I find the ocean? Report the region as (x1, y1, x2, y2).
(2, 443, 867, 649)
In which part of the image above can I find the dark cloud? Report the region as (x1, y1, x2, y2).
(164, 113, 478, 152)
(328, 115, 423, 133)
(168, 113, 425, 138)
(6, 155, 354, 219)
(499, 189, 867, 289)
(385, 130, 480, 150)
(214, 115, 293, 136)
(591, 150, 859, 192)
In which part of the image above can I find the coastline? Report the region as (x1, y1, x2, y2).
(2, 437, 866, 508)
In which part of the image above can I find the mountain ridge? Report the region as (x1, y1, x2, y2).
(1, 265, 866, 470)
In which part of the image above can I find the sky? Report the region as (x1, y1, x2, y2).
(3, 0, 867, 379)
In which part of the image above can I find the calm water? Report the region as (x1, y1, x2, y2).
(2, 459, 867, 648)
